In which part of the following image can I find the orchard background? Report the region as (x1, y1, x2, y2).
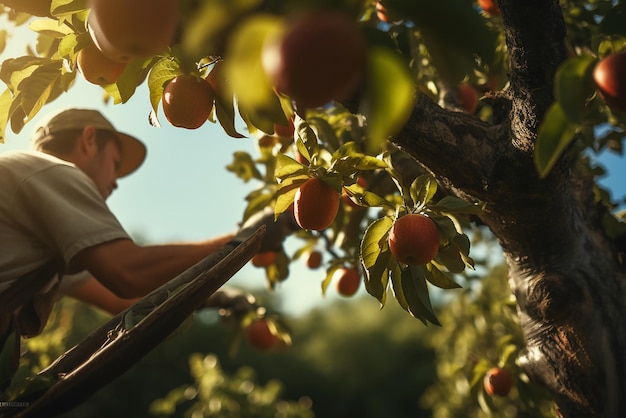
(1, 0, 626, 417)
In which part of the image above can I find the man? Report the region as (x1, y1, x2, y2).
(0, 108, 293, 387)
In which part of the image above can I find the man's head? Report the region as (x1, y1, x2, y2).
(32, 108, 146, 199)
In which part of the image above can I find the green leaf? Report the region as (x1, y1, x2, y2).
(226, 151, 263, 182)
(0, 88, 14, 143)
(362, 249, 391, 306)
(264, 250, 289, 289)
(430, 215, 458, 244)
(410, 174, 437, 210)
(329, 141, 358, 159)
(554, 55, 596, 123)
(351, 155, 388, 170)
(57, 32, 81, 59)
(364, 47, 416, 153)
(147, 57, 182, 123)
(276, 174, 309, 194)
(9, 105, 26, 135)
(360, 209, 393, 306)
(238, 93, 287, 135)
(51, 0, 88, 16)
(434, 245, 466, 274)
(597, 37, 626, 62)
(236, 106, 259, 136)
(274, 187, 297, 219)
(205, 61, 247, 138)
(499, 343, 519, 368)
(383, 151, 408, 198)
(322, 263, 344, 296)
(106, 56, 158, 104)
(225, 15, 283, 110)
(28, 18, 72, 37)
(344, 184, 395, 209)
(215, 93, 246, 139)
(470, 358, 493, 388)
(534, 103, 578, 178)
(389, 260, 409, 312)
(453, 233, 471, 257)
(452, 233, 475, 269)
(15, 60, 64, 121)
(424, 263, 461, 289)
(295, 119, 319, 163)
(274, 175, 307, 219)
(401, 266, 441, 326)
(242, 190, 275, 222)
(360, 217, 394, 269)
(305, 115, 340, 151)
(1, 56, 49, 89)
(318, 171, 344, 194)
(59, 70, 76, 92)
(330, 144, 388, 175)
(275, 153, 308, 179)
(37, 32, 64, 58)
(431, 196, 484, 215)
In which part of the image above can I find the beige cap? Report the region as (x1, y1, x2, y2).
(32, 108, 147, 178)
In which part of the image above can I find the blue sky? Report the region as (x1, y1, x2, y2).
(1, 15, 625, 316)
(596, 149, 626, 209)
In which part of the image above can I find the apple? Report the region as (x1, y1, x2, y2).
(593, 50, 626, 113)
(483, 367, 513, 396)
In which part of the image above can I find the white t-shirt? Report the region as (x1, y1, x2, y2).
(0, 150, 130, 292)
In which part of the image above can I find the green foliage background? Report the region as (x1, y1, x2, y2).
(11, 262, 556, 418)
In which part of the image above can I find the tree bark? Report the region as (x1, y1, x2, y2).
(390, 1, 626, 417)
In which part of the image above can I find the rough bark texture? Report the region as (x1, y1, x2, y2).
(390, 1, 626, 417)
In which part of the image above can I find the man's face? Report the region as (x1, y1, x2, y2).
(81, 139, 121, 200)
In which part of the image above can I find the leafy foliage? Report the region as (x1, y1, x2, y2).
(534, 1, 626, 177)
(4, 266, 557, 418)
(421, 265, 557, 418)
(150, 354, 313, 418)
(5, 294, 437, 418)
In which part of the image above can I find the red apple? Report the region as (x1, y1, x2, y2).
(593, 50, 626, 113)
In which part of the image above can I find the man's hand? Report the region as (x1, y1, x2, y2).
(233, 207, 299, 253)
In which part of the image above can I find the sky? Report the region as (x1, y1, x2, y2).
(1, 15, 625, 317)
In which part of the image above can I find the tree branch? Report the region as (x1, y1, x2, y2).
(500, 0, 568, 149)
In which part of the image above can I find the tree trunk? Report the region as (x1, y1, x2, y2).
(390, 1, 626, 417)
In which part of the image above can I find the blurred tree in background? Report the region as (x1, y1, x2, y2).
(421, 264, 557, 418)
(10, 256, 560, 418)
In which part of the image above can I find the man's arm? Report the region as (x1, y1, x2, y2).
(67, 276, 139, 314)
(68, 278, 258, 318)
(71, 206, 298, 301)
(72, 233, 235, 299)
